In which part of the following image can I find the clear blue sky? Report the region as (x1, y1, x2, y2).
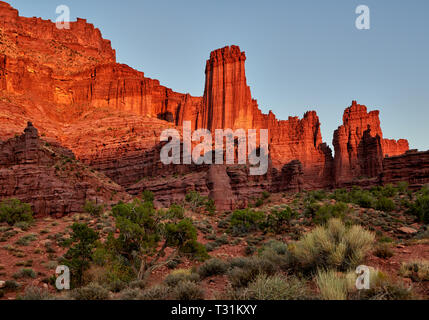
(8, 0, 429, 151)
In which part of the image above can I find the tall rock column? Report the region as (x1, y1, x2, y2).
(200, 46, 255, 131)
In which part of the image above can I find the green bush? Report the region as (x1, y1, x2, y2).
(408, 194, 429, 223)
(375, 197, 396, 212)
(198, 258, 228, 278)
(230, 209, 265, 235)
(312, 203, 349, 225)
(293, 219, 375, 272)
(0, 199, 33, 226)
(13, 268, 36, 279)
(83, 201, 104, 217)
(263, 207, 297, 233)
(142, 190, 155, 203)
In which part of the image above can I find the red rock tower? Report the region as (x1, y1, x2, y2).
(199, 45, 256, 131)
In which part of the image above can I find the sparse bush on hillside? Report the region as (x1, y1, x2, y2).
(373, 243, 394, 259)
(198, 258, 228, 278)
(408, 194, 429, 223)
(18, 286, 53, 300)
(164, 269, 200, 287)
(400, 260, 429, 281)
(171, 280, 204, 300)
(230, 209, 265, 235)
(0, 199, 33, 226)
(375, 197, 396, 212)
(307, 202, 349, 225)
(293, 219, 375, 272)
(238, 274, 310, 300)
(139, 285, 171, 300)
(68, 282, 110, 300)
(83, 200, 104, 217)
(263, 207, 297, 233)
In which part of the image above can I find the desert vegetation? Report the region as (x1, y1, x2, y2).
(0, 183, 428, 300)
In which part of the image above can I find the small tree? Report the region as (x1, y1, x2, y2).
(0, 199, 33, 226)
(62, 223, 99, 287)
(109, 199, 207, 281)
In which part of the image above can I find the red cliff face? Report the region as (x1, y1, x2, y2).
(333, 101, 409, 186)
(197, 46, 333, 188)
(0, 2, 424, 212)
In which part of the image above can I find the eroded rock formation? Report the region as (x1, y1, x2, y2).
(0, 2, 425, 213)
(0, 122, 129, 216)
(333, 101, 409, 186)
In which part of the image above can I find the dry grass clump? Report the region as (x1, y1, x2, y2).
(293, 219, 375, 272)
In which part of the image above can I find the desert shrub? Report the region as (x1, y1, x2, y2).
(69, 282, 109, 300)
(18, 286, 53, 300)
(128, 279, 147, 289)
(167, 204, 185, 219)
(396, 182, 409, 194)
(306, 190, 327, 202)
(185, 191, 209, 213)
(164, 269, 200, 287)
(230, 209, 265, 235)
(293, 219, 375, 273)
(15, 234, 37, 246)
(408, 194, 429, 223)
(107, 199, 207, 282)
(263, 207, 297, 233)
(139, 285, 171, 300)
(171, 280, 204, 300)
(257, 241, 295, 271)
(14, 221, 31, 231)
(3, 280, 20, 291)
(141, 190, 155, 203)
(316, 269, 347, 300)
(205, 199, 216, 215)
(399, 260, 429, 281)
(373, 243, 394, 259)
(227, 257, 277, 288)
(0, 199, 33, 226)
(62, 223, 99, 287)
(198, 258, 228, 278)
(239, 274, 309, 300)
(311, 202, 349, 225)
(375, 197, 396, 212)
(13, 268, 36, 279)
(357, 276, 414, 300)
(119, 288, 143, 300)
(83, 200, 104, 217)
